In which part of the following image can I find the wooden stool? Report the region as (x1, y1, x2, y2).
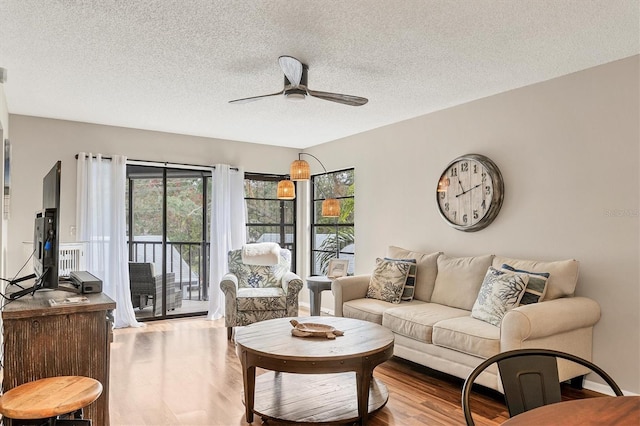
(0, 376, 103, 425)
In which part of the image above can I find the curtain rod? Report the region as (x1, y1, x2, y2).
(74, 153, 238, 171)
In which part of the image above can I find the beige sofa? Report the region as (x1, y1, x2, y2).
(331, 246, 601, 391)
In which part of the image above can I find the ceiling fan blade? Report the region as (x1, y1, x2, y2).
(278, 56, 303, 88)
(307, 89, 368, 106)
(228, 90, 283, 104)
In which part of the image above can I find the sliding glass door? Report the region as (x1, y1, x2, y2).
(126, 165, 211, 320)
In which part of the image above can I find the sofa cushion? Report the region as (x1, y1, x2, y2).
(432, 316, 501, 359)
(430, 254, 494, 310)
(501, 263, 549, 305)
(387, 246, 441, 302)
(236, 287, 286, 311)
(471, 267, 528, 326)
(367, 258, 412, 303)
(383, 303, 469, 343)
(343, 298, 426, 324)
(492, 256, 579, 300)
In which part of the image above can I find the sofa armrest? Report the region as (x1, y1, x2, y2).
(501, 296, 601, 347)
(331, 274, 371, 317)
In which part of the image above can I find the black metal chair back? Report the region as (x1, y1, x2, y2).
(498, 354, 562, 416)
(461, 348, 624, 426)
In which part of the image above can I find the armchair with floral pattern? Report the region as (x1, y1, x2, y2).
(220, 247, 303, 339)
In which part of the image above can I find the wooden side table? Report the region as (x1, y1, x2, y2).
(0, 376, 103, 423)
(306, 275, 333, 316)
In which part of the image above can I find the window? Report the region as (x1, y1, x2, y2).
(126, 165, 211, 320)
(244, 173, 297, 271)
(310, 168, 355, 276)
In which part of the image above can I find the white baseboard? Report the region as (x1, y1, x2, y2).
(584, 379, 638, 396)
(298, 301, 335, 316)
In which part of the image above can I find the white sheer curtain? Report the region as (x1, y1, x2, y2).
(76, 153, 142, 328)
(207, 164, 246, 320)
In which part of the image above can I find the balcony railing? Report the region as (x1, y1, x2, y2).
(130, 241, 210, 302)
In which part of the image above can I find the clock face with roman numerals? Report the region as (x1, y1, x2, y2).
(436, 154, 504, 232)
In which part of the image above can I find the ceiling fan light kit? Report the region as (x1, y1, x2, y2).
(229, 55, 368, 106)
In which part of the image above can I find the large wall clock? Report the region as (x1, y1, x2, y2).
(436, 154, 504, 232)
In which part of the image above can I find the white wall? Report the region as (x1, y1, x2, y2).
(308, 56, 639, 394)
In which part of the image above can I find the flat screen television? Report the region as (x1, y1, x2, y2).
(34, 161, 61, 288)
(9, 161, 62, 300)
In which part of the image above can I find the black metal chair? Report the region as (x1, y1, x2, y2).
(461, 348, 623, 426)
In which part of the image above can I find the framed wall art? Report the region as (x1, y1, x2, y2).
(327, 259, 349, 278)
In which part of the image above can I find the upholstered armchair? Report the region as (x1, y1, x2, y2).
(220, 245, 303, 339)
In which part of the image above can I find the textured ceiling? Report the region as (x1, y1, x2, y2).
(0, 1, 638, 148)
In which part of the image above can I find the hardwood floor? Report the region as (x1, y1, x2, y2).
(109, 316, 602, 425)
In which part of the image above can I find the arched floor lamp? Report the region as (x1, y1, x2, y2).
(277, 153, 340, 217)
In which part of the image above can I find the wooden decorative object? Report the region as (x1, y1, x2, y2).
(290, 319, 344, 339)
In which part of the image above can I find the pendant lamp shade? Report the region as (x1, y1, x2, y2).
(277, 180, 295, 200)
(280, 153, 340, 217)
(290, 159, 310, 181)
(321, 198, 341, 217)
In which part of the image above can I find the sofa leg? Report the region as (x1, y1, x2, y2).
(570, 375, 585, 390)
(227, 327, 233, 340)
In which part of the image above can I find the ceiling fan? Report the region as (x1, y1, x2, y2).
(228, 56, 368, 107)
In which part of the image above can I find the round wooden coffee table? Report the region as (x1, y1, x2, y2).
(235, 316, 394, 424)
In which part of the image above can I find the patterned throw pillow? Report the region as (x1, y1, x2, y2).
(366, 258, 412, 304)
(501, 264, 550, 305)
(384, 257, 417, 301)
(471, 267, 529, 326)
